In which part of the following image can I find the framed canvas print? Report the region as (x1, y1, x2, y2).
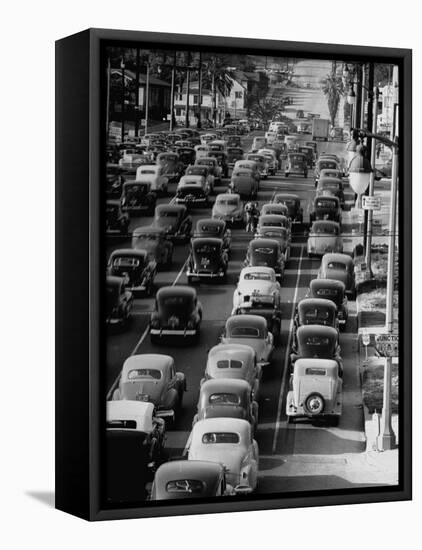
(55, 28, 412, 521)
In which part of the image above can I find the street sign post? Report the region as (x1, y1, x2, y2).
(375, 333, 399, 357)
(362, 195, 382, 210)
(362, 333, 370, 363)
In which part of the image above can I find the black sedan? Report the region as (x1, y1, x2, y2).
(186, 237, 228, 283)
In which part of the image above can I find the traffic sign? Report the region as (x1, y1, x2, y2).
(375, 333, 399, 357)
(362, 196, 382, 210)
(362, 333, 371, 346)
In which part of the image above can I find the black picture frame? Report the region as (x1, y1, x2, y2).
(56, 28, 412, 521)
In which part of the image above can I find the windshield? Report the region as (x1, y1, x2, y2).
(301, 308, 332, 323)
(198, 224, 220, 235)
(318, 161, 337, 170)
(305, 336, 330, 346)
(312, 224, 339, 235)
(217, 198, 238, 206)
(127, 368, 162, 380)
(315, 287, 340, 300)
(202, 432, 240, 444)
(209, 393, 240, 405)
(135, 233, 157, 241)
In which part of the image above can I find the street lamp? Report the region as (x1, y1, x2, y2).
(347, 85, 356, 105)
(348, 144, 372, 197)
(120, 58, 126, 143)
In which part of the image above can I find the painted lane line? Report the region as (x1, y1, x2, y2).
(272, 244, 304, 453)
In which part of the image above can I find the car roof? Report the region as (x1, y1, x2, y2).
(156, 204, 186, 213)
(208, 343, 255, 361)
(110, 249, 147, 259)
(197, 156, 217, 162)
(179, 175, 203, 183)
(250, 238, 279, 249)
(191, 417, 251, 440)
(192, 237, 223, 246)
(137, 164, 159, 170)
(121, 354, 173, 378)
(200, 378, 251, 395)
(310, 278, 346, 291)
(226, 314, 267, 330)
(311, 220, 340, 229)
(260, 214, 288, 222)
(106, 199, 121, 206)
(319, 177, 342, 184)
(298, 298, 337, 310)
(322, 253, 353, 265)
(274, 193, 299, 200)
(196, 218, 224, 228)
(297, 324, 338, 338)
(107, 401, 154, 433)
(216, 193, 240, 200)
(157, 285, 196, 299)
(132, 225, 166, 236)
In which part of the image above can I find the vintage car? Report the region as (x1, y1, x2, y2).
(291, 325, 343, 377)
(255, 226, 291, 262)
(156, 152, 183, 183)
(153, 204, 192, 242)
(226, 135, 242, 148)
(252, 136, 266, 150)
(294, 298, 339, 340)
(194, 218, 231, 254)
(202, 343, 261, 399)
(119, 153, 151, 174)
(316, 177, 345, 207)
(112, 354, 186, 422)
(131, 226, 173, 267)
(106, 401, 166, 503)
(193, 379, 258, 434)
(286, 359, 342, 423)
(175, 147, 196, 168)
(229, 167, 258, 198)
(142, 132, 162, 146)
(314, 158, 341, 185)
(106, 276, 133, 325)
(194, 156, 223, 184)
(231, 297, 282, 345)
(309, 196, 342, 224)
(150, 460, 235, 500)
(245, 154, 268, 178)
(194, 144, 210, 160)
(285, 152, 308, 178)
(221, 315, 274, 367)
(233, 266, 281, 310)
(307, 220, 343, 257)
(106, 200, 130, 235)
(149, 286, 202, 342)
(184, 166, 213, 192)
(200, 133, 218, 145)
(207, 140, 227, 153)
(244, 238, 285, 281)
(186, 237, 228, 283)
(212, 193, 244, 227)
(258, 149, 278, 175)
(260, 202, 289, 218)
(257, 214, 290, 232)
(319, 168, 344, 181)
(174, 139, 192, 149)
(234, 160, 261, 183)
(208, 151, 229, 178)
(185, 418, 259, 493)
(175, 175, 210, 207)
(272, 193, 303, 225)
(227, 146, 245, 168)
(120, 181, 156, 216)
(304, 140, 318, 154)
(307, 278, 348, 329)
(297, 145, 315, 167)
(135, 164, 168, 195)
(106, 163, 125, 198)
(108, 249, 156, 296)
(318, 253, 356, 299)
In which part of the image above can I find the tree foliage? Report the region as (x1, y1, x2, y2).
(249, 99, 280, 125)
(321, 70, 344, 126)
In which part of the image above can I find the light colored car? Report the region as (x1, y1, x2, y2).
(261, 202, 289, 218)
(185, 417, 259, 493)
(200, 133, 218, 145)
(258, 149, 278, 174)
(233, 266, 281, 310)
(221, 315, 274, 367)
(202, 343, 261, 399)
(286, 358, 343, 423)
(307, 220, 343, 257)
(264, 130, 277, 145)
(107, 400, 166, 441)
(135, 164, 168, 195)
(318, 253, 356, 299)
(245, 154, 268, 178)
(251, 136, 266, 150)
(212, 193, 244, 226)
(194, 144, 210, 160)
(112, 354, 186, 422)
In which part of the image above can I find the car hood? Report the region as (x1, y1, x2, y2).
(120, 380, 164, 404)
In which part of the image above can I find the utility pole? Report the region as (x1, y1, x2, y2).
(120, 58, 125, 143)
(364, 87, 379, 273)
(144, 61, 150, 135)
(134, 48, 140, 138)
(363, 62, 375, 254)
(197, 52, 202, 129)
(106, 57, 111, 142)
(377, 137, 398, 451)
(185, 52, 191, 128)
(169, 52, 176, 131)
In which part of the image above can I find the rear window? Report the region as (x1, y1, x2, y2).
(165, 480, 205, 494)
(316, 199, 337, 208)
(231, 326, 260, 338)
(158, 211, 178, 217)
(216, 360, 243, 369)
(327, 262, 346, 271)
(139, 169, 155, 175)
(305, 368, 327, 376)
(202, 432, 240, 444)
(243, 272, 272, 281)
(209, 393, 240, 405)
(127, 368, 162, 380)
(112, 257, 141, 268)
(315, 288, 338, 298)
(305, 336, 330, 346)
(199, 224, 219, 234)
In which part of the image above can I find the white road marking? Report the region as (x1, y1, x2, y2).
(272, 244, 304, 453)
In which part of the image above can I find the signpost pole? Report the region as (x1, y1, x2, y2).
(365, 87, 379, 272)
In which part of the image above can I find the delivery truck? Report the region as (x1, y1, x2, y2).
(312, 118, 330, 141)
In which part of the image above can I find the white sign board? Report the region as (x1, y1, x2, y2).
(362, 196, 382, 211)
(375, 333, 399, 357)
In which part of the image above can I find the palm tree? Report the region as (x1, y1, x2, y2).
(202, 55, 236, 126)
(249, 99, 280, 127)
(321, 69, 344, 126)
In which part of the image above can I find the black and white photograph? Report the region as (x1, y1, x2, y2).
(103, 43, 403, 506)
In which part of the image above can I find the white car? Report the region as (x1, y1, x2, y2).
(233, 266, 281, 310)
(221, 314, 274, 367)
(184, 418, 259, 493)
(136, 164, 168, 195)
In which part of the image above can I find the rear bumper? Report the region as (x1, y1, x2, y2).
(186, 269, 225, 278)
(150, 328, 197, 336)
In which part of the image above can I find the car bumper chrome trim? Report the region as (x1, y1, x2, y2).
(150, 329, 197, 335)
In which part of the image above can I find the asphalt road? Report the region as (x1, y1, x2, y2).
(106, 128, 367, 492)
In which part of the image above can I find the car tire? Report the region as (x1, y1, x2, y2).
(304, 393, 325, 416)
